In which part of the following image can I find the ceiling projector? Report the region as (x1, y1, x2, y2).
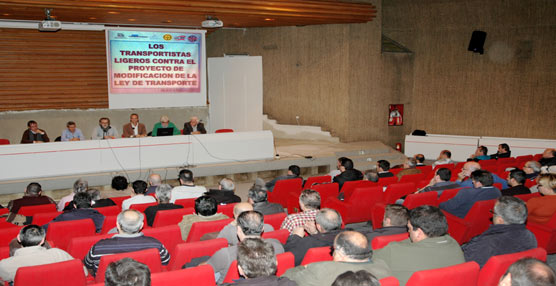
(201, 19, 223, 28)
(38, 20, 61, 32)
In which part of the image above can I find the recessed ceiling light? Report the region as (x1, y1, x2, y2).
(89, 17, 97, 20)
(128, 18, 136, 21)
(264, 18, 275, 21)
(107, 11, 120, 15)
(2, 13, 10, 16)
(163, 20, 172, 23)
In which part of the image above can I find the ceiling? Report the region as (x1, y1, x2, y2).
(0, 0, 377, 29)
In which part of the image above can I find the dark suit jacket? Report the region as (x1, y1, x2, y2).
(183, 122, 207, 135)
(122, 123, 147, 138)
(205, 189, 241, 205)
(363, 226, 407, 242)
(285, 230, 341, 266)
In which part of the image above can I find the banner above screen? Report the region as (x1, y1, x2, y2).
(106, 28, 207, 109)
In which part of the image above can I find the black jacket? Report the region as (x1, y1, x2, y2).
(205, 189, 241, 205)
(284, 229, 341, 266)
(363, 226, 408, 242)
(333, 169, 363, 190)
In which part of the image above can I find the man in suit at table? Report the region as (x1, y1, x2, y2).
(122, 113, 147, 138)
(183, 116, 207, 135)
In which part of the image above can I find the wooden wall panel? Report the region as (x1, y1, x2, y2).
(0, 28, 108, 111)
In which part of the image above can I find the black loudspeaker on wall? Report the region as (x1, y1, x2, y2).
(468, 30, 487, 54)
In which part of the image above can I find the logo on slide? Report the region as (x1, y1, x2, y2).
(188, 35, 198, 43)
(175, 35, 186, 41)
(163, 34, 172, 41)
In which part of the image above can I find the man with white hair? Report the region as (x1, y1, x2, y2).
(204, 178, 241, 205)
(183, 116, 206, 135)
(146, 173, 162, 195)
(57, 178, 88, 211)
(523, 161, 542, 181)
(151, 115, 180, 136)
(457, 161, 508, 189)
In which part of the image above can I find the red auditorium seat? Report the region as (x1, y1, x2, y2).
(66, 233, 112, 261)
(109, 196, 130, 209)
(152, 207, 194, 228)
(223, 252, 295, 283)
(477, 248, 547, 286)
(514, 192, 540, 202)
(142, 225, 182, 254)
(300, 246, 333, 265)
(377, 176, 399, 187)
(371, 233, 409, 250)
(416, 165, 433, 176)
(215, 128, 234, 133)
(94, 205, 121, 216)
(390, 168, 403, 176)
(18, 204, 57, 216)
(217, 203, 237, 218)
(31, 211, 62, 226)
(0, 246, 9, 260)
(96, 248, 162, 283)
(261, 229, 289, 244)
(268, 178, 303, 208)
(100, 215, 117, 234)
(383, 182, 416, 204)
(264, 212, 287, 230)
(399, 173, 426, 184)
(151, 264, 215, 286)
(130, 202, 158, 213)
(437, 188, 461, 203)
(0, 226, 23, 247)
(339, 180, 366, 199)
(0, 139, 10, 145)
(46, 218, 96, 250)
(174, 198, 197, 209)
(443, 199, 496, 244)
(167, 238, 228, 271)
(524, 179, 536, 189)
(403, 191, 439, 209)
(405, 261, 480, 286)
(324, 186, 383, 225)
(379, 277, 400, 286)
(311, 182, 339, 202)
(185, 218, 234, 243)
(13, 259, 87, 286)
(527, 212, 556, 254)
(496, 157, 516, 165)
(304, 175, 332, 188)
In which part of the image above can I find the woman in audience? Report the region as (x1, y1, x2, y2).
(526, 174, 556, 224)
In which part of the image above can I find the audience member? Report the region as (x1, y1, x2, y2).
(151, 115, 180, 136)
(456, 161, 508, 189)
(178, 195, 229, 241)
(144, 184, 184, 227)
(87, 189, 116, 208)
(539, 148, 556, 167)
(432, 150, 454, 168)
(0, 225, 81, 282)
(527, 174, 556, 224)
(523, 161, 542, 181)
(282, 231, 390, 286)
(396, 157, 421, 180)
(328, 157, 347, 179)
(333, 158, 363, 189)
(121, 180, 156, 210)
(226, 237, 296, 286)
(247, 183, 284, 215)
(332, 270, 380, 286)
(57, 178, 88, 211)
(61, 121, 85, 141)
(440, 170, 502, 218)
(373, 205, 464, 285)
(362, 170, 379, 183)
(205, 210, 284, 284)
(417, 168, 460, 195)
(363, 204, 408, 242)
(21, 120, 49, 144)
(491, 143, 511, 159)
(281, 189, 320, 234)
(7, 182, 56, 222)
(122, 113, 147, 138)
(105, 258, 151, 286)
(470, 145, 490, 161)
(498, 258, 556, 286)
(414, 154, 425, 166)
(92, 117, 119, 140)
(266, 165, 302, 192)
(462, 196, 537, 267)
(170, 169, 207, 203)
(146, 173, 162, 195)
(46, 192, 105, 233)
(183, 116, 207, 135)
(502, 169, 531, 196)
(285, 208, 342, 265)
(84, 209, 170, 276)
(376, 160, 394, 178)
(205, 178, 241, 205)
(217, 202, 274, 246)
(103, 175, 133, 198)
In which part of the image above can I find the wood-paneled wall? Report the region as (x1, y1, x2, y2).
(0, 28, 108, 111)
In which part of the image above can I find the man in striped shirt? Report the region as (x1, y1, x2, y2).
(84, 209, 170, 276)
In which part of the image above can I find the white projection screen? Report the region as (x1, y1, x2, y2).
(105, 28, 207, 109)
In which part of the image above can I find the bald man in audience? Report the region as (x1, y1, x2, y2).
(457, 161, 508, 189)
(432, 150, 454, 168)
(539, 148, 556, 167)
(217, 202, 274, 246)
(282, 231, 391, 286)
(183, 116, 206, 135)
(146, 173, 162, 195)
(498, 258, 556, 286)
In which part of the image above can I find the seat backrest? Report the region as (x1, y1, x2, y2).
(343, 181, 375, 201)
(310, 182, 339, 201)
(14, 259, 86, 286)
(186, 218, 234, 243)
(0, 246, 9, 260)
(416, 165, 433, 175)
(95, 205, 121, 216)
(96, 248, 162, 282)
(438, 188, 461, 203)
(167, 238, 228, 271)
(406, 261, 480, 286)
(496, 157, 516, 165)
(174, 198, 197, 209)
(18, 204, 57, 216)
(304, 175, 332, 188)
(300, 246, 333, 265)
(32, 211, 62, 226)
(214, 129, 234, 133)
(130, 202, 159, 213)
(109, 196, 131, 209)
(403, 192, 439, 209)
(151, 264, 215, 286)
(477, 248, 547, 286)
(346, 187, 384, 209)
(264, 212, 287, 230)
(378, 176, 399, 187)
(152, 207, 194, 228)
(384, 182, 416, 204)
(379, 277, 400, 286)
(515, 193, 540, 202)
(223, 252, 294, 283)
(142, 225, 183, 254)
(268, 178, 303, 207)
(100, 215, 117, 234)
(217, 203, 237, 218)
(399, 173, 426, 184)
(339, 180, 364, 196)
(67, 233, 113, 260)
(463, 199, 497, 239)
(0, 139, 10, 145)
(0, 226, 23, 247)
(371, 233, 409, 250)
(46, 218, 96, 250)
(261, 229, 289, 244)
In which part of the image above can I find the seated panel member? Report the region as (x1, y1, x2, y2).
(21, 120, 49, 144)
(151, 115, 180, 136)
(122, 113, 147, 138)
(183, 116, 207, 135)
(92, 117, 119, 140)
(61, 121, 85, 141)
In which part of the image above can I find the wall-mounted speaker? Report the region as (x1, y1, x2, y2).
(468, 30, 487, 54)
